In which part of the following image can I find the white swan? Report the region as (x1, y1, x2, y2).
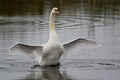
(9, 7, 97, 67)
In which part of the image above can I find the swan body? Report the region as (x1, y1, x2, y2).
(41, 32, 64, 66)
(9, 7, 97, 66)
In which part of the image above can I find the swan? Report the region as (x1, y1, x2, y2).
(9, 7, 97, 67)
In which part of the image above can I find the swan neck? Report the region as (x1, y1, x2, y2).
(49, 13, 55, 31)
(48, 12, 59, 42)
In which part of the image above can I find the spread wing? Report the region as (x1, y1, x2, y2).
(9, 43, 43, 61)
(63, 38, 98, 53)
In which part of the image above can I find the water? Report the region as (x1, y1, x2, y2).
(0, 0, 120, 80)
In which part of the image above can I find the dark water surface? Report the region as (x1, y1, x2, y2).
(0, 0, 120, 80)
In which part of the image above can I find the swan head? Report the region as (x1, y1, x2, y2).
(51, 7, 59, 15)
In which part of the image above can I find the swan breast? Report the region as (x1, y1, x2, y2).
(40, 43, 64, 66)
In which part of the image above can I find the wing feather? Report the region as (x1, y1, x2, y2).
(9, 43, 43, 59)
(63, 38, 98, 53)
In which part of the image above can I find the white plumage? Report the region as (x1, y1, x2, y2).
(9, 7, 97, 67)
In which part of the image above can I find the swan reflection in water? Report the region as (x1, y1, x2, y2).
(19, 67, 72, 80)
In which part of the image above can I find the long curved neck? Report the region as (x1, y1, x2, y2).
(49, 13, 55, 31)
(48, 12, 58, 42)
